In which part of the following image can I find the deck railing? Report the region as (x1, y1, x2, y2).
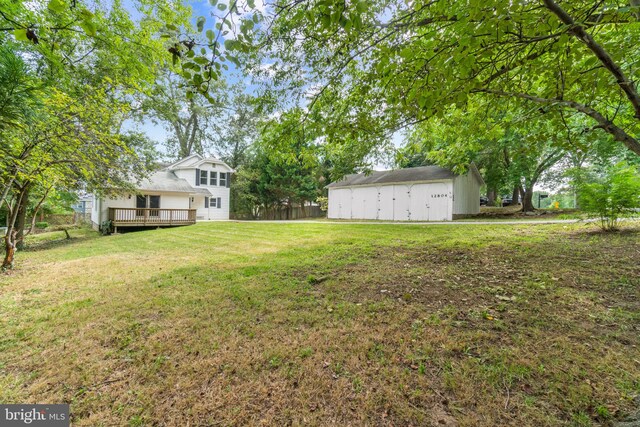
(108, 208, 196, 226)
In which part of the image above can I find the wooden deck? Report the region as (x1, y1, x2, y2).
(108, 208, 197, 228)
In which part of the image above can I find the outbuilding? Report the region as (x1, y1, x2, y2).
(326, 165, 484, 221)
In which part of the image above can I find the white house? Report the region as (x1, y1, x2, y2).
(326, 165, 483, 221)
(91, 154, 234, 231)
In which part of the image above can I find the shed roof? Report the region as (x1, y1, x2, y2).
(326, 165, 458, 188)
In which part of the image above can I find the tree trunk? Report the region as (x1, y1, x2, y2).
(522, 187, 535, 212)
(511, 185, 520, 206)
(487, 188, 497, 206)
(2, 230, 17, 270)
(15, 187, 30, 251)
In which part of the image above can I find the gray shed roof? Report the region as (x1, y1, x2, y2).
(326, 165, 458, 188)
(137, 170, 198, 193)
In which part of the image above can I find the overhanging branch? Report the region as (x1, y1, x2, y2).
(473, 88, 640, 156)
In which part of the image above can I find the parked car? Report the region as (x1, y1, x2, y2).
(480, 196, 488, 206)
(502, 196, 513, 207)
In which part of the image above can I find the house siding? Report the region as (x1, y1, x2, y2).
(174, 162, 232, 221)
(194, 185, 230, 220)
(452, 172, 481, 215)
(91, 156, 235, 228)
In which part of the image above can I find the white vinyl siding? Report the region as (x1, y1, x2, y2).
(453, 173, 481, 215)
(328, 181, 454, 221)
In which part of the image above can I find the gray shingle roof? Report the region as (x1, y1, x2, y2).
(326, 166, 457, 188)
(137, 170, 197, 193)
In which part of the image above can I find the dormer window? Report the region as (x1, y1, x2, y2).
(199, 170, 208, 185)
(210, 171, 217, 186)
(219, 172, 227, 187)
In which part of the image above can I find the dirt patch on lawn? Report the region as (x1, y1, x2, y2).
(296, 233, 640, 426)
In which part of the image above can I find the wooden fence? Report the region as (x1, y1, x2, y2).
(232, 205, 325, 220)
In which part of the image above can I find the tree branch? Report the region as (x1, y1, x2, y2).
(474, 88, 640, 156)
(543, 0, 640, 119)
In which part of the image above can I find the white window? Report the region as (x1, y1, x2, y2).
(199, 170, 208, 185)
(219, 172, 226, 187)
(209, 171, 217, 186)
(210, 197, 217, 208)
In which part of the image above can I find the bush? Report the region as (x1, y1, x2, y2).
(35, 221, 49, 229)
(574, 162, 640, 231)
(99, 220, 113, 235)
(316, 196, 328, 212)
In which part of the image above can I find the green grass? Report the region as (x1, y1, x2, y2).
(1, 222, 639, 426)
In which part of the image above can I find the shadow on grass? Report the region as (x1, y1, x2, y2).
(22, 235, 94, 252)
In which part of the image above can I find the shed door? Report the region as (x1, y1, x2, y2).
(351, 188, 366, 219)
(427, 183, 450, 221)
(409, 184, 429, 221)
(377, 186, 394, 220)
(393, 185, 411, 221)
(333, 188, 351, 219)
(327, 189, 339, 218)
(351, 187, 377, 220)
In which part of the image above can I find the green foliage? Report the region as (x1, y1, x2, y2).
(141, 70, 226, 159)
(100, 220, 113, 236)
(316, 196, 328, 212)
(35, 221, 48, 229)
(573, 162, 640, 231)
(230, 110, 325, 218)
(0, 0, 192, 267)
(240, 0, 640, 172)
(0, 47, 38, 131)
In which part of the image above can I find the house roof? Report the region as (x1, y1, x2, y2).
(167, 154, 235, 172)
(326, 165, 458, 188)
(167, 154, 202, 169)
(137, 170, 199, 193)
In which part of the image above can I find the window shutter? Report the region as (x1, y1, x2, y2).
(226, 172, 231, 188)
(218, 197, 222, 209)
(204, 197, 209, 208)
(195, 169, 200, 186)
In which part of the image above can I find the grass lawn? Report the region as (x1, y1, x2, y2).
(1, 222, 639, 426)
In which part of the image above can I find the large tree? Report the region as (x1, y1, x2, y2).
(0, 0, 190, 268)
(182, 0, 640, 164)
(1, 86, 154, 268)
(142, 71, 227, 159)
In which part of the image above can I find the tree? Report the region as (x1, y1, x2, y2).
(222, 0, 640, 165)
(231, 110, 323, 219)
(403, 100, 571, 211)
(1, 86, 155, 268)
(214, 91, 261, 169)
(143, 71, 226, 159)
(573, 162, 640, 231)
(0, 0, 191, 269)
(0, 47, 38, 132)
(0, 47, 40, 208)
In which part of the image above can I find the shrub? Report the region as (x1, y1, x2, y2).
(574, 162, 640, 231)
(99, 220, 113, 235)
(35, 221, 48, 229)
(316, 196, 328, 212)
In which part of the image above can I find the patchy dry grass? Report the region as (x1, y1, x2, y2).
(1, 222, 639, 426)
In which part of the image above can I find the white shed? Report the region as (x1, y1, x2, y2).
(326, 165, 484, 221)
